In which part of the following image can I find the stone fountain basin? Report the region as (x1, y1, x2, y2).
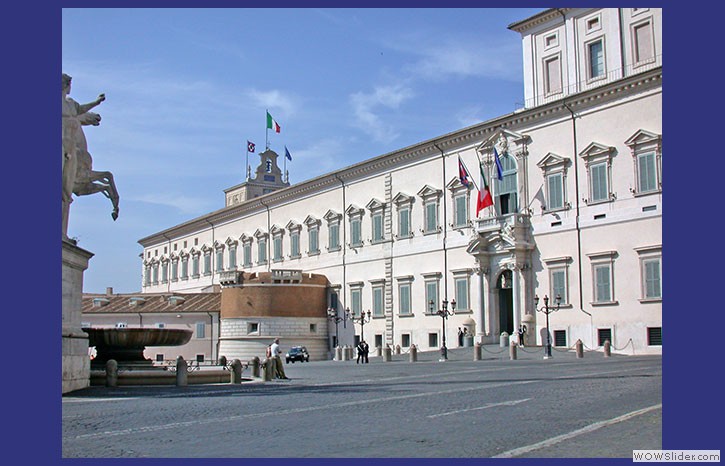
(84, 327, 193, 348)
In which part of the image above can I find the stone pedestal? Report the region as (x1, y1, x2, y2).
(62, 240, 93, 394)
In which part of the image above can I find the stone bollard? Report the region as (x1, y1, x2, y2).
(603, 340, 611, 357)
(263, 358, 275, 381)
(473, 343, 482, 361)
(500, 332, 509, 347)
(575, 339, 584, 358)
(376, 346, 382, 357)
(176, 356, 188, 387)
(230, 359, 243, 384)
(250, 356, 260, 378)
(395, 345, 401, 355)
(509, 342, 517, 360)
(334, 346, 342, 361)
(105, 359, 118, 387)
(409, 344, 417, 362)
(341, 345, 350, 361)
(218, 355, 228, 367)
(382, 345, 392, 362)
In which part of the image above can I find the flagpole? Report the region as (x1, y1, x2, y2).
(246, 146, 249, 180)
(265, 109, 269, 150)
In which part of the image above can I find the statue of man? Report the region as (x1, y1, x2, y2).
(62, 73, 106, 239)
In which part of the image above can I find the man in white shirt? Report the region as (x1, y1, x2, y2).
(270, 338, 289, 379)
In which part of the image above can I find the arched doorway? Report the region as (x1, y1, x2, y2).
(497, 270, 514, 335)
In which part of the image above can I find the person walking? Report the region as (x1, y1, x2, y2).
(518, 325, 527, 347)
(270, 338, 289, 379)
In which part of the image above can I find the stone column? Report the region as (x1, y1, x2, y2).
(475, 267, 487, 342)
(511, 264, 521, 340)
(62, 240, 94, 394)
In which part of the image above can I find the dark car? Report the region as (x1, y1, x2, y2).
(285, 346, 309, 363)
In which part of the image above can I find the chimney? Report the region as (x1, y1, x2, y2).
(106, 287, 114, 296)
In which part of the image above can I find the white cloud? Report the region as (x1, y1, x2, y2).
(245, 88, 299, 118)
(128, 192, 215, 215)
(349, 85, 414, 144)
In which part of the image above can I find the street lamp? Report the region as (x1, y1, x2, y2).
(429, 298, 456, 361)
(534, 294, 561, 359)
(350, 309, 371, 343)
(326, 307, 350, 348)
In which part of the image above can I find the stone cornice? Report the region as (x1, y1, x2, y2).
(138, 67, 661, 248)
(507, 8, 570, 33)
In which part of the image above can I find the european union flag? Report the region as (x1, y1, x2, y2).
(285, 146, 292, 161)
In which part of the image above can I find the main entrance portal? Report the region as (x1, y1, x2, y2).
(497, 270, 514, 335)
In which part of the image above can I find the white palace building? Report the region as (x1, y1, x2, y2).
(137, 8, 662, 358)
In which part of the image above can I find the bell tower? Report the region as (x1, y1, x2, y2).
(224, 149, 290, 206)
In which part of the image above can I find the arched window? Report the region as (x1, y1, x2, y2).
(495, 153, 518, 215)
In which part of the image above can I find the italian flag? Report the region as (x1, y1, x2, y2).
(476, 161, 494, 216)
(266, 111, 281, 133)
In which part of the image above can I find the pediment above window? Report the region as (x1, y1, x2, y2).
(345, 204, 365, 218)
(200, 244, 213, 253)
(253, 228, 268, 239)
(225, 237, 238, 247)
(239, 233, 253, 243)
(189, 247, 201, 256)
(392, 192, 415, 207)
(286, 220, 301, 232)
(624, 129, 661, 149)
(213, 240, 225, 250)
(270, 224, 285, 236)
(417, 185, 442, 200)
(323, 209, 342, 222)
(536, 152, 570, 171)
(303, 215, 321, 227)
(366, 198, 386, 212)
(579, 142, 615, 161)
(446, 176, 472, 192)
(477, 128, 531, 155)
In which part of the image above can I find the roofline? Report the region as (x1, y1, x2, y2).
(507, 8, 569, 33)
(138, 67, 662, 247)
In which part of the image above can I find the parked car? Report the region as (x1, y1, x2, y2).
(285, 346, 309, 363)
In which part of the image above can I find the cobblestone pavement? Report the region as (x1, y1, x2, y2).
(62, 345, 662, 458)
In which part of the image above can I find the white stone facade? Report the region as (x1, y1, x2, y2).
(139, 8, 662, 355)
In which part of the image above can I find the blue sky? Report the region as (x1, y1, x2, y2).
(63, 7, 546, 293)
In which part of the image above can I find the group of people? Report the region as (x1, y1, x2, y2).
(457, 327, 470, 346)
(265, 338, 289, 379)
(356, 340, 369, 364)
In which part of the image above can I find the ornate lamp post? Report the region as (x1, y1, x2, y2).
(534, 294, 561, 359)
(350, 309, 371, 343)
(326, 307, 349, 348)
(429, 298, 456, 361)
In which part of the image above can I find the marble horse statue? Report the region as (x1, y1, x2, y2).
(62, 73, 119, 239)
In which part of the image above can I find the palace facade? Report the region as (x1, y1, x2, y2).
(138, 8, 662, 357)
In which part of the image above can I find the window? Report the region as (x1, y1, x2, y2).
(647, 327, 662, 346)
(243, 241, 252, 267)
(258, 238, 267, 264)
(350, 285, 363, 318)
(196, 354, 205, 363)
(152, 263, 159, 285)
(228, 244, 237, 270)
(454, 276, 470, 311)
(215, 247, 224, 273)
(156, 354, 164, 362)
(203, 249, 212, 276)
(310, 324, 317, 333)
(586, 15, 601, 33)
(547, 173, 564, 210)
(367, 199, 387, 243)
(191, 253, 200, 278)
(305, 216, 321, 255)
(580, 142, 615, 204)
(247, 322, 259, 334)
(155, 322, 165, 329)
(428, 333, 439, 348)
(290, 231, 300, 257)
(171, 259, 178, 282)
(554, 330, 567, 347)
(495, 151, 518, 215)
(626, 130, 662, 196)
(544, 32, 558, 49)
(544, 55, 562, 94)
(144, 265, 151, 286)
(372, 283, 385, 317)
(423, 273, 441, 314)
(392, 193, 414, 239)
(346, 205, 365, 247)
(397, 277, 413, 316)
(551, 269, 568, 305)
(161, 261, 168, 283)
(588, 251, 617, 305)
(196, 322, 206, 339)
(324, 211, 342, 251)
(633, 21, 654, 64)
(273, 236, 283, 262)
(636, 245, 662, 301)
(588, 39, 605, 79)
(374, 334, 383, 349)
(454, 194, 468, 228)
(418, 185, 442, 234)
(597, 328, 612, 346)
(181, 255, 189, 279)
(401, 334, 411, 347)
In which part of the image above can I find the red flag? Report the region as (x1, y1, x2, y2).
(476, 161, 494, 216)
(458, 156, 472, 188)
